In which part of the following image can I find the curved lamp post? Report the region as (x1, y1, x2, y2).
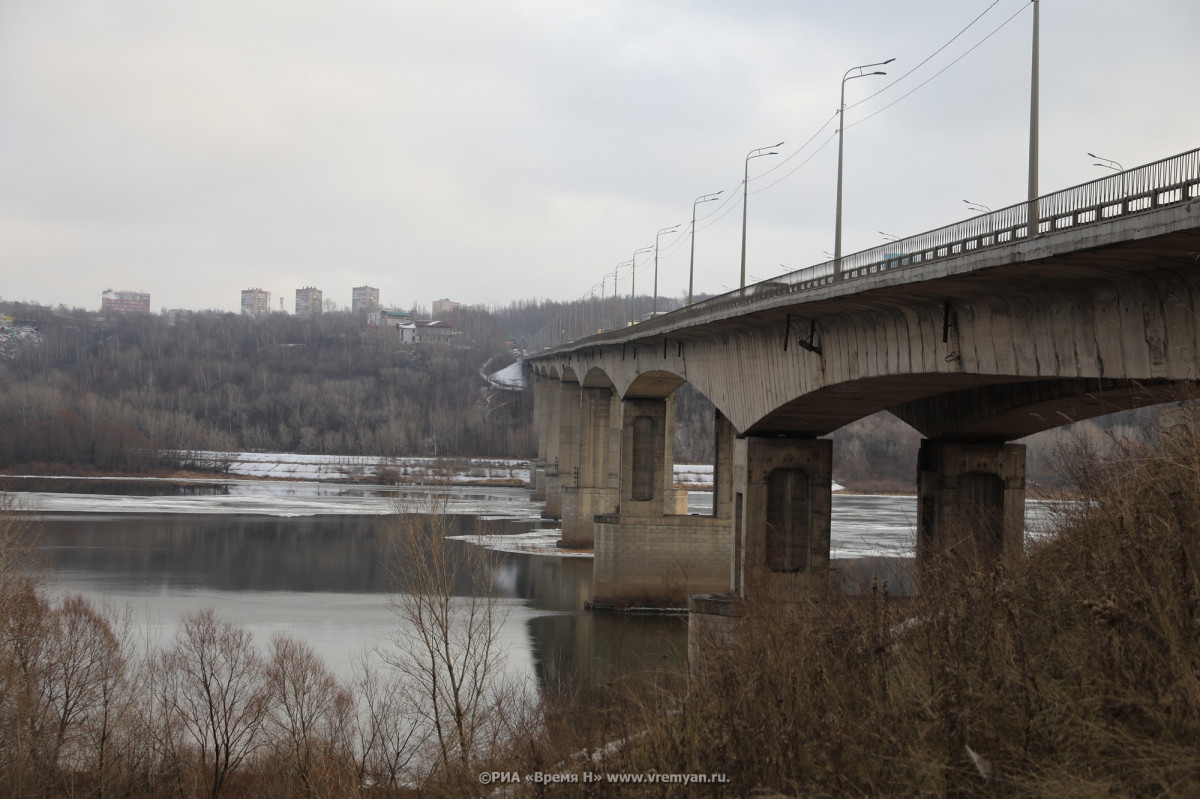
(741, 142, 783, 289)
(1088, 152, 1124, 172)
(689, 191, 722, 305)
(629, 246, 653, 323)
(834, 58, 893, 265)
(612, 260, 631, 328)
(653, 224, 680, 315)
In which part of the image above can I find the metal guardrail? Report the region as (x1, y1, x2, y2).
(530, 147, 1200, 353)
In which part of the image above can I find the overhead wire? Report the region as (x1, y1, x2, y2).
(846, 2, 1030, 131)
(845, 0, 1011, 112)
(589, 0, 1031, 303)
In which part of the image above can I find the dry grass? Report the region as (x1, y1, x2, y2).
(509, 405, 1200, 797)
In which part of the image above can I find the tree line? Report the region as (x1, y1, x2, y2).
(0, 302, 533, 473)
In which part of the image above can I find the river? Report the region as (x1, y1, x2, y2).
(3, 473, 1053, 685)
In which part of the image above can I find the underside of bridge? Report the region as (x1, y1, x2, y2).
(525, 193, 1200, 614)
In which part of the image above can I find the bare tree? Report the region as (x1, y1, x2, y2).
(383, 494, 509, 781)
(158, 609, 271, 798)
(265, 633, 356, 798)
(346, 653, 427, 794)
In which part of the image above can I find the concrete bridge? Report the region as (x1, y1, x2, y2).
(525, 148, 1200, 615)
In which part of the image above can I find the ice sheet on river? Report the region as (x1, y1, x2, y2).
(20, 482, 546, 520)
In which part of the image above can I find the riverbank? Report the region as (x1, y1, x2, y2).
(2, 451, 732, 491)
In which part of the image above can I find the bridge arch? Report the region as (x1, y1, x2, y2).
(624, 369, 686, 400)
(744, 373, 1196, 441)
(581, 366, 615, 388)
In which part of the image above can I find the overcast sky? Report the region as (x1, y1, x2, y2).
(2, 0, 1197, 315)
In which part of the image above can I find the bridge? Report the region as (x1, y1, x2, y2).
(524, 148, 1200, 620)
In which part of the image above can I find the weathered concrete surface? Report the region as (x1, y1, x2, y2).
(734, 437, 834, 599)
(916, 440, 1026, 574)
(561, 385, 620, 547)
(687, 593, 739, 677)
(527, 195, 1200, 613)
(530, 375, 553, 501)
(592, 514, 732, 609)
(531, 204, 1200, 440)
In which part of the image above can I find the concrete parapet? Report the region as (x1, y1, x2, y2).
(592, 514, 732, 609)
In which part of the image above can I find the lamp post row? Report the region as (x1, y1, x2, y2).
(581, 1, 1044, 334)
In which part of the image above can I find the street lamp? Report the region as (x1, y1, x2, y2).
(834, 58, 893, 265)
(594, 280, 606, 334)
(963, 199, 991, 213)
(689, 191, 722, 305)
(741, 142, 783, 290)
(654, 224, 680, 315)
(612, 260, 631, 329)
(629, 246, 653, 323)
(1028, 0, 1040, 204)
(1088, 152, 1124, 172)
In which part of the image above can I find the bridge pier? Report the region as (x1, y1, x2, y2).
(530, 375, 554, 501)
(916, 440, 1026, 574)
(543, 379, 581, 520)
(591, 396, 730, 609)
(733, 436, 834, 598)
(561, 385, 620, 548)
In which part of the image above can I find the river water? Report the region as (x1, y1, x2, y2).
(4, 475, 1054, 686)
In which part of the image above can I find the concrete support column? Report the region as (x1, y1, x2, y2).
(712, 411, 735, 520)
(732, 436, 833, 598)
(618, 396, 675, 517)
(530, 375, 554, 501)
(543, 379, 580, 520)
(590, 394, 731, 608)
(561, 385, 619, 548)
(916, 440, 1026, 575)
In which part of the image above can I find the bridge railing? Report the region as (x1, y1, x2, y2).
(530, 147, 1200, 353)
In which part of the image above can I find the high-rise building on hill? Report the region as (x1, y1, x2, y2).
(241, 288, 271, 315)
(101, 289, 150, 315)
(352, 285, 380, 313)
(432, 298, 462, 317)
(295, 286, 322, 316)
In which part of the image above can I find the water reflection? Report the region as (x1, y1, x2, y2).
(23, 479, 1058, 687)
(35, 510, 688, 682)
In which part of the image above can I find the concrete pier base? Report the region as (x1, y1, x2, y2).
(559, 385, 621, 548)
(560, 486, 615, 548)
(591, 514, 732, 609)
(917, 439, 1026, 575)
(530, 460, 547, 502)
(542, 468, 562, 520)
(687, 592, 739, 677)
(734, 436, 834, 598)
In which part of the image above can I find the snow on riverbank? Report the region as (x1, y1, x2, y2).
(179, 451, 723, 489)
(181, 451, 532, 483)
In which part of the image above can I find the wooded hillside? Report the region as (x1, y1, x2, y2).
(0, 302, 532, 472)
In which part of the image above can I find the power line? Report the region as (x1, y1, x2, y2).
(750, 128, 840, 195)
(846, 2, 1029, 132)
(846, 0, 1012, 112)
